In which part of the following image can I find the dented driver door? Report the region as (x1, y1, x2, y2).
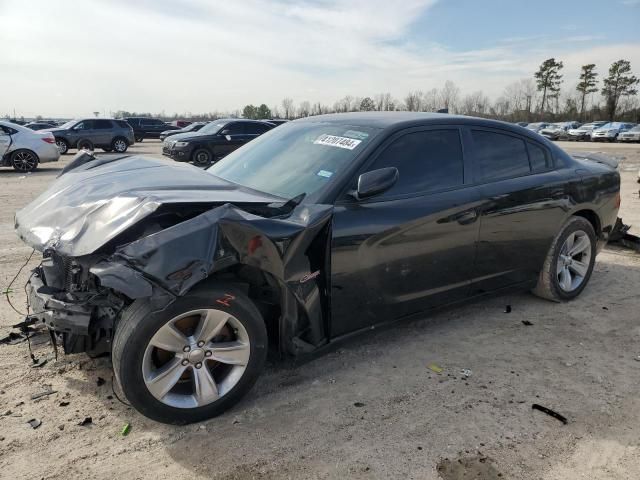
(329, 127, 482, 338)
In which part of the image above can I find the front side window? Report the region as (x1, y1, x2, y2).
(365, 129, 464, 198)
(471, 130, 530, 182)
(74, 120, 92, 130)
(222, 123, 245, 135)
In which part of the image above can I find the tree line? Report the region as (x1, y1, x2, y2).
(14, 58, 636, 125)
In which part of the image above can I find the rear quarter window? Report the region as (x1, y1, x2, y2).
(527, 142, 553, 172)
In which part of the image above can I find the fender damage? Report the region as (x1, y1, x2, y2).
(15, 153, 333, 356)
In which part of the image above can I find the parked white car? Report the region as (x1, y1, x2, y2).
(617, 125, 640, 143)
(0, 120, 60, 171)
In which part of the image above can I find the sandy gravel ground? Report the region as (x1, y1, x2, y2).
(0, 140, 639, 480)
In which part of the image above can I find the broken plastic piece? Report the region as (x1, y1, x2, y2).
(31, 388, 57, 400)
(460, 368, 472, 379)
(427, 363, 444, 374)
(121, 423, 131, 436)
(531, 404, 567, 424)
(27, 418, 42, 429)
(78, 417, 92, 426)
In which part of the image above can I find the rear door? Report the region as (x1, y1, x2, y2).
(330, 127, 482, 337)
(92, 119, 114, 146)
(468, 128, 568, 293)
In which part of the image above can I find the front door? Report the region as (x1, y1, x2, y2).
(0, 127, 12, 157)
(330, 127, 481, 338)
(214, 122, 246, 159)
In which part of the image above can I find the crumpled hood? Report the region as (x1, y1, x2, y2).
(14, 155, 282, 256)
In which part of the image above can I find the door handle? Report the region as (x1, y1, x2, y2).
(455, 210, 478, 225)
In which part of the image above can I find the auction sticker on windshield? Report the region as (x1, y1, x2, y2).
(314, 134, 362, 150)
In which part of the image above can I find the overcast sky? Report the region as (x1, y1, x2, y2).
(1, 0, 639, 118)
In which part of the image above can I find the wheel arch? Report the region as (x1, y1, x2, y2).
(571, 209, 601, 237)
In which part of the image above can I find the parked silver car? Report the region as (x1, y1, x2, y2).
(591, 122, 634, 142)
(617, 125, 640, 143)
(525, 122, 551, 133)
(0, 120, 60, 172)
(566, 121, 607, 141)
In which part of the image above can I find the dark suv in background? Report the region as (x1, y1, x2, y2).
(45, 119, 135, 154)
(125, 117, 179, 142)
(162, 119, 274, 165)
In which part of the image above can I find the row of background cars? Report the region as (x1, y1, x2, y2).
(0, 115, 289, 172)
(523, 120, 640, 142)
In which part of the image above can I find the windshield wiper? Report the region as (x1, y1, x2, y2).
(269, 192, 306, 216)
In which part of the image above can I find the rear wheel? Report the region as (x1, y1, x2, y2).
(77, 139, 94, 151)
(112, 137, 128, 153)
(135, 135, 144, 143)
(192, 148, 212, 166)
(532, 216, 596, 302)
(112, 284, 268, 424)
(11, 150, 39, 172)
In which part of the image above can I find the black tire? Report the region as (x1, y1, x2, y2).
(192, 148, 212, 166)
(532, 216, 597, 302)
(77, 139, 94, 151)
(11, 149, 39, 172)
(55, 138, 69, 155)
(135, 135, 144, 143)
(111, 137, 129, 153)
(112, 283, 268, 424)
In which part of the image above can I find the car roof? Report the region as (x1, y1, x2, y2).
(294, 112, 547, 140)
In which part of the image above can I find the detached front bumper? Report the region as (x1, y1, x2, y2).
(27, 270, 92, 335)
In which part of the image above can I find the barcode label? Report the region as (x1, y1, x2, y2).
(313, 134, 362, 150)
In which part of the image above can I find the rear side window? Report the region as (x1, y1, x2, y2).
(366, 129, 464, 197)
(471, 130, 530, 182)
(115, 120, 130, 128)
(527, 142, 553, 172)
(93, 119, 113, 129)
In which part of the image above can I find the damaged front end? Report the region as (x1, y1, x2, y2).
(16, 152, 333, 357)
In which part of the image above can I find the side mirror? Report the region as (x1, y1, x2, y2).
(355, 167, 399, 200)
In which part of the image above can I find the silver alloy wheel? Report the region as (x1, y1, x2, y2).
(113, 139, 127, 152)
(12, 151, 37, 171)
(556, 230, 591, 292)
(56, 140, 68, 154)
(142, 309, 250, 409)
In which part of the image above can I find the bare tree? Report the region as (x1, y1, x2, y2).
(421, 88, 439, 112)
(374, 92, 392, 111)
(460, 91, 490, 116)
(281, 98, 294, 119)
(298, 101, 311, 117)
(439, 81, 459, 113)
(404, 91, 422, 111)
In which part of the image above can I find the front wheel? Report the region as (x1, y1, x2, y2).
(135, 135, 144, 143)
(112, 284, 268, 424)
(192, 148, 212, 166)
(532, 216, 596, 302)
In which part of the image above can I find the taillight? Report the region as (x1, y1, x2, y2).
(42, 137, 55, 144)
(615, 192, 621, 209)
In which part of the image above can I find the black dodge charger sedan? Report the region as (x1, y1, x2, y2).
(15, 113, 620, 424)
(162, 118, 274, 165)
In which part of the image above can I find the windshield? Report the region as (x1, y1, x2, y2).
(628, 125, 640, 132)
(181, 123, 201, 132)
(198, 121, 228, 135)
(58, 120, 78, 129)
(207, 121, 380, 198)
